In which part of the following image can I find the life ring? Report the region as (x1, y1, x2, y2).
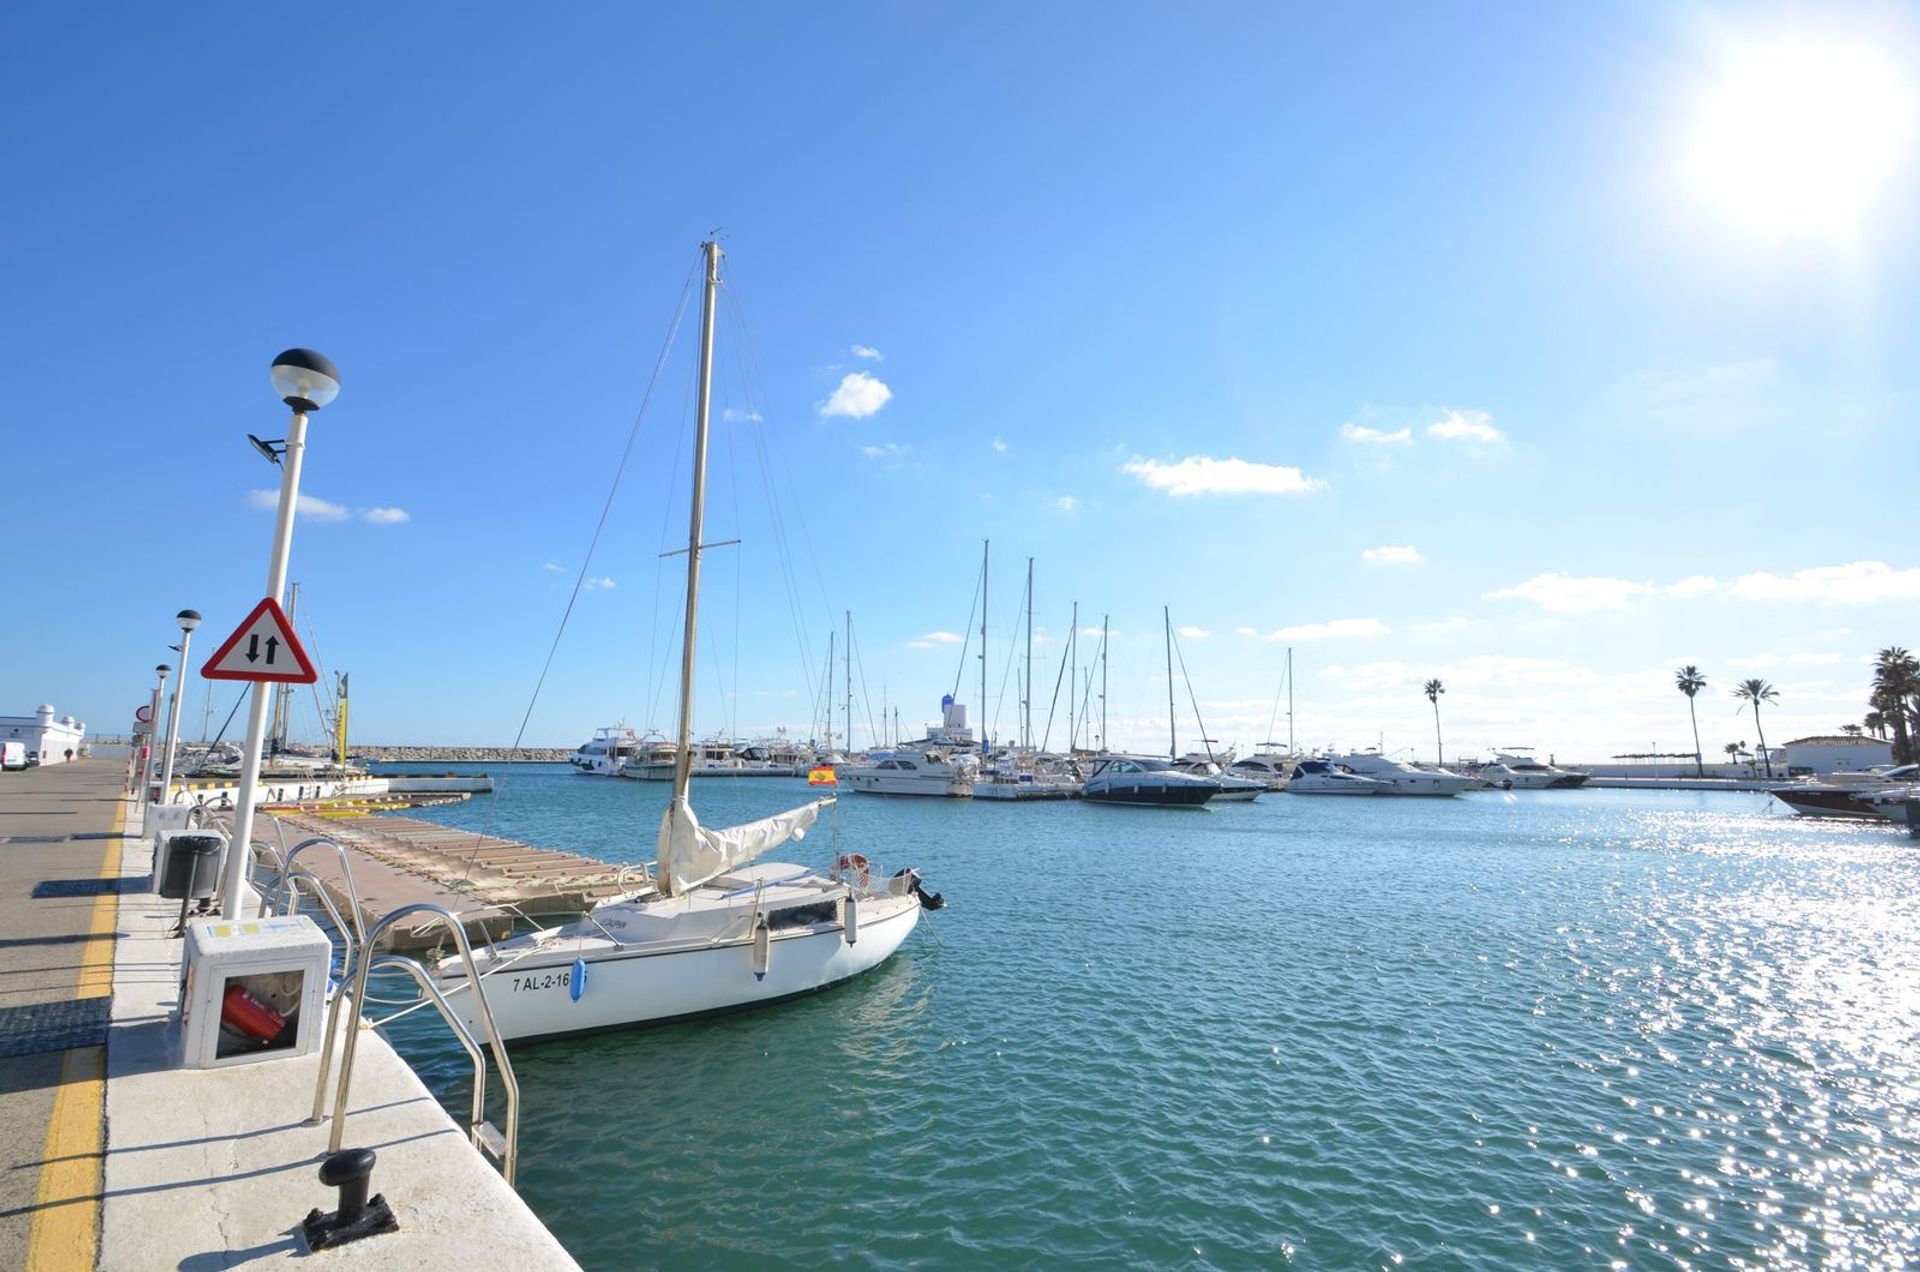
(835, 853, 870, 889)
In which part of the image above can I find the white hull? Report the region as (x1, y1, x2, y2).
(437, 894, 921, 1043)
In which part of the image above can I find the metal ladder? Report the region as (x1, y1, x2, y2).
(316, 903, 521, 1187)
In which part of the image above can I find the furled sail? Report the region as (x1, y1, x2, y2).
(656, 795, 832, 895)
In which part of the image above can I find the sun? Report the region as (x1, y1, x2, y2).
(1688, 40, 1914, 237)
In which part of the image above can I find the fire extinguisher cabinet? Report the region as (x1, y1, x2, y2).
(179, 915, 332, 1069)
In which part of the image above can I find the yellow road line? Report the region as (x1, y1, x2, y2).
(74, 797, 127, 1000)
(26, 1045, 106, 1270)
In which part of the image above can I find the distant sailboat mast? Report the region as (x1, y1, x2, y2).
(980, 538, 990, 757)
(844, 610, 853, 755)
(1164, 605, 1177, 760)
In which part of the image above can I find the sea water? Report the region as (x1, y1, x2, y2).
(372, 763, 1920, 1269)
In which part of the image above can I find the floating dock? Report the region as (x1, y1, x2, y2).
(270, 810, 630, 951)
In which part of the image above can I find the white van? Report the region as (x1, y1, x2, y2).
(1, 741, 26, 770)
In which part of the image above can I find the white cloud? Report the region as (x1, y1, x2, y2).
(1235, 626, 1258, 638)
(247, 489, 353, 522)
(1081, 626, 1120, 639)
(1485, 573, 1655, 614)
(907, 630, 964, 650)
(992, 437, 1008, 453)
(1055, 495, 1079, 512)
(1267, 617, 1388, 641)
(1791, 651, 1846, 665)
(362, 506, 410, 525)
(818, 371, 893, 419)
(582, 576, 616, 591)
(1413, 615, 1471, 634)
(861, 442, 910, 461)
(1426, 408, 1505, 444)
(1178, 626, 1211, 639)
(851, 345, 883, 361)
(1362, 545, 1424, 567)
(722, 408, 763, 423)
(543, 561, 566, 573)
(1726, 560, 1920, 605)
(1666, 574, 1723, 598)
(1339, 423, 1414, 445)
(1121, 455, 1327, 497)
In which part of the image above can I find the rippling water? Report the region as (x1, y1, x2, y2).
(369, 764, 1920, 1269)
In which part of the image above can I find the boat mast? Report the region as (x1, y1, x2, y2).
(1023, 557, 1033, 751)
(980, 538, 989, 757)
(668, 240, 721, 838)
(844, 610, 853, 754)
(1068, 600, 1078, 753)
(1100, 612, 1109, 753)
(1287, 646, 1295, 755)
(270, 580, 298, 755)
(1165, 605, 1176, 759)
(824, 630, 834, 753)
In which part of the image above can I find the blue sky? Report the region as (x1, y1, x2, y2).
(3, 2, 1917, 761)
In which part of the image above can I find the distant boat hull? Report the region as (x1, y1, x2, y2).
(1772, 788, 1889, 820)
(1082, 780, 1216, 807)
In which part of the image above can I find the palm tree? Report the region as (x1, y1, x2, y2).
(1864, 710, 1887, 740)
(1841, 723, 1865, 737)
(1424, 678, 1445, 766)
(1674, 665, 1707, 777)
(1730, 678, 1780, 777)
(1872, 647, 1919, 764)
(1723, 741, 1742, 768)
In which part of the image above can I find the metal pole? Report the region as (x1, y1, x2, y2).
(1024, 558, 1033, 751)
(980, 540, 989, 757)
(158, 630, 194, 802)
(1165, 606, 1176, 759)
(664, 241, 721, 882)
(1100, 613, 1108, 753)
(217, 408, 309, 918)
(141, 670, 167, 805)
(1068, 600, 1078, 752)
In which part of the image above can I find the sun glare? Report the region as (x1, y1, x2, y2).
(1689, 40, 1914, 238)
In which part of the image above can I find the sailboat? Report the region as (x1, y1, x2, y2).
(433, 242, 942, 1044)
(1081, 608, 1223, 807)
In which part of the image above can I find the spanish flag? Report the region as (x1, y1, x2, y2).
(807, 764, 838, 787)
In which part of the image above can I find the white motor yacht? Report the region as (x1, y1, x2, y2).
(1081, 755, 1219, 806)
(1224, 748, 1294, 791)
(840, 746, 978, 797)
(568, 726, 654, 776)
(1171, 757, 1263, 801)
(1327, 751, 1477, 796)
(1477, 751, 1589, 790)
(430, 242, 940, 1044)
(1284, 758, 1394, 795)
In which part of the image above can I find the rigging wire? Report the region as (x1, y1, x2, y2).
(1169, 625, 1218, 763)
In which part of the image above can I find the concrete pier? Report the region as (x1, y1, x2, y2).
(0, 762, 581, 1268)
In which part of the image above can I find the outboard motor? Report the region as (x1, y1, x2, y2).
(891, 867, 946, 911)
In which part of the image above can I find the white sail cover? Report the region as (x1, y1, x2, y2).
(656, 795, 831, 895)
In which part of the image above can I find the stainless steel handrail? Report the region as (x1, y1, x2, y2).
(281, 836, 369, 947)
(323, 903, 520, 1187)
(362, 954, 493, 1163)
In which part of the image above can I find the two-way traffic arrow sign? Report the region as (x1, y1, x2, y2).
(201, 597, 318, 683)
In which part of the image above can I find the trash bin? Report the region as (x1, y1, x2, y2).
(159, 832, 225, 901)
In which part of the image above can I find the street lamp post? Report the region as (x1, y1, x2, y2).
(216, 349, 339, 918)
(157, 609, 202, 805)
(142, 664, 169, 805)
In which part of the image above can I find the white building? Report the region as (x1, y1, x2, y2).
(0, 704, 88, 765)
(1781, 734, 1894, 777)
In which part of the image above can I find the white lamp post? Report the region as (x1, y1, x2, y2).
(157, 609, 201, 805)
(217, 349, 339, 918)
(142, 663, 169, 805)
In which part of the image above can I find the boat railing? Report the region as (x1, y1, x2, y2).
(320, 903, 520, 1188)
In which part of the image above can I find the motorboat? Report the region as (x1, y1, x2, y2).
(1772, 764, 1920, 820)
(1477, 751, 1589, 790)
(619, 735, 795, 780)
(431, 242, 939, 1044)
(1171, 757, 1263, 801)
(1081, 755, 1219, 806)
(1326, 751, 1477, 796)
(840, 746, 978, 797)
(1224, 748, 1294, 791)
(1284, 757, 1402, 794)
(568, 726, 655, 776)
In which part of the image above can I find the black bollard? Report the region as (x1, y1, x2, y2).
(302, 1147, 398, 1249)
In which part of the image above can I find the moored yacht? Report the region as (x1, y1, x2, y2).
(840, 746, 978, 797)
(1081, 755, 1219, 806)
(1171, 757, 1263, 801)
(1225, 748, 1295, 791)
(1772, 764, 1920, 819)
(1284, 758, 1393, 795)
(1477, 750, 1589, 790)
(569, 726, 655, 776)
(1327, 751, 1477, 796)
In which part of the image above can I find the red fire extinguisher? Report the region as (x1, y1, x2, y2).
(221, 983, 286, 1043)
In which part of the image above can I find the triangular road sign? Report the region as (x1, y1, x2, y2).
(201, 597, 318, 684)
